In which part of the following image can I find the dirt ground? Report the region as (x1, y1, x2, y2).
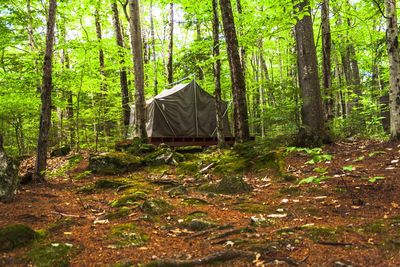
(1, 139, 400, 266)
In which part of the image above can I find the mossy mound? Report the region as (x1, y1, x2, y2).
(27, 242, 76, 267)
(141, 198, 174, 215)
(50, 146, 71, 157)
(185, 219, 217, 231)
(0, 224, 37, 252)
(110, 191, 148, 207)
(115, 138, 156, 155)
(234, 202, 269, 213)
(89, 152, 143, 175)
(302, 225, 339, 243)
(201, 176, 252, 194)
(110, 223, 149, 248)
(182, 197, 208, 206)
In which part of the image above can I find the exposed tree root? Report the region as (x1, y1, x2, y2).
(145, 249, 254, 267)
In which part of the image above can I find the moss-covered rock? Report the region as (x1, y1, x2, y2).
(110, 223, 149, 248)
(201, 176, 252, 194)
(168, 186, 188, 198)
(27, 242, 76, 267)
(144, 147, 185, 166)
(89, 152, 143, 175)
(141, 198, 174, 215)
(185, 219, 217, 231)
(110, 191, 148, 208)
(0, 224, 37, 252)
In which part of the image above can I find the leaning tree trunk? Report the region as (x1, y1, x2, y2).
(112, 1, 130, 138)
(385, 0, 400, 139)
(219, 0, 250, 142)
(129, 0, 147, 139)
(167, 3, 174, 84)
(34, 0, 57, 182)
(294, 0, 327, 146)
(212, 0, 225, 147)
(321, 0, 333, 121)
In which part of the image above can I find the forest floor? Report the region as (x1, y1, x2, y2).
(1, 139, 400, 266)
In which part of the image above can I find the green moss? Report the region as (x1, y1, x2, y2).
(302, 225, 339, 243)
(176, 161, 198, 175)
(27, 242, 76, 267)
(110, 191, 148, 207)
(184, 219, 217, 231)
(76, 184, 95, 194)
(234, 203, 269, 214)
(200, 176, 252, 194)
(141, 198, 174, 215)
(363, 220, 387, 234)
(183, 211, 208, 223)
(182, 197, 208, 206)
(0, 224, 38, 252)
(110, 223, 149, 248)
(94, 179, 128, 189)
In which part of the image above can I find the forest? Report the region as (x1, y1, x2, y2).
(1, 0, 400, 266)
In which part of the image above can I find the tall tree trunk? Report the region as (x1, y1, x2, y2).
(385, 0, 400, 139)
(321, 0, 333, 121)
(34, 0, 57, 182)
(212, 0, 225, 147)
(27, 0, 41, 93)
(95, 4, 109, 139)
(167, 3, 174, 84)
(294, 0, 327, 146)
(219, 0, 250, 142)
(60, 16, 74, 148)
(150, 0, 158, 95)
(196, 22, 204, 80)
(129, 0, 147, 139)
(112, 1, 130, 138)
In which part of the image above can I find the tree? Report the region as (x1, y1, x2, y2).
(321, 0, 333, 121)
(219, 0, 250, 142)
(112, 1, 130, 138)
(34, 0, 57, 182)
(385, 0, 400, 139)
(129, 0, 147, 139)
(167, 3, 174, 84)
(294, 0, 327, 146)
(212, 0, 225, 147)
(150, 0, 158, 95)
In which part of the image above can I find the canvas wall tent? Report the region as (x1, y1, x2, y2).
(131, 80, 232, 139)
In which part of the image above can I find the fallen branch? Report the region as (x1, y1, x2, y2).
(208, 227, 254, 240)
(51, 211, 83, 218)
(146, 250, 254, 267)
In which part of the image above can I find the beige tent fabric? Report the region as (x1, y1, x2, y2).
(145, 80, 231, 137)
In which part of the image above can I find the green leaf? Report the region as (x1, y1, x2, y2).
(313, 167, 328, 174)
(368, 176, 385, 183)
(343, 165, 355, 172)
(299, 176, 318, 184)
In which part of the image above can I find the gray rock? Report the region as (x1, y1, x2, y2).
(0, 150, 19, 202)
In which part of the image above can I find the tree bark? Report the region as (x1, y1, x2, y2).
(385, 0, 400, 139)
(212, 0, 225, 147)
(129, 0, 147, 139)
(294, 0, 327, 146)
(150, 0, 158, 96)
(167, 3, 174, 84)
(112, 1, 130, 138)
(321, 0, 333, 121)
(34, 0, 57, 182)
(219, 0, 250, 142)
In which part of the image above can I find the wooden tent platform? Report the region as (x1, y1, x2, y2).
(148, 136, 238, 147)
